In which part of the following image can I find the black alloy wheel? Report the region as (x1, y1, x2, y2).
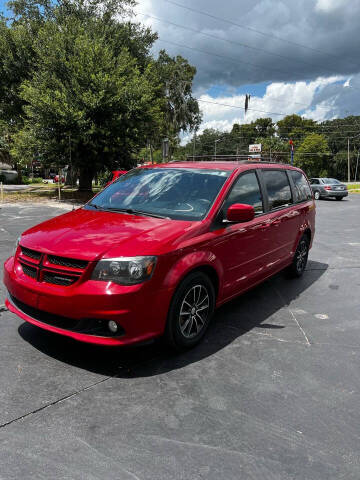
(288, 235, 310, 278)
(165, 272, 215, 350)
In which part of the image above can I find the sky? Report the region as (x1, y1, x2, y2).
(2, 0, 360, 140)
(133, 0, 360, 140)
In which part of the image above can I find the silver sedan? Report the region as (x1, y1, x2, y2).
(309, 178, 348, 201)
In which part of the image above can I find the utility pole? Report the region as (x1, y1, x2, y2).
(355, 150, 359, 182)
(348, 137, 350, 183)
(214, 138, 221, 157)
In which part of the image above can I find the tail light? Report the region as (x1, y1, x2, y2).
(324, 186, 332, 190)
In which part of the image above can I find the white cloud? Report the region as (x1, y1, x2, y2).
(316, 0, 347, 12)
(130, 1, 360, 142)
(192, 76, 346, 139)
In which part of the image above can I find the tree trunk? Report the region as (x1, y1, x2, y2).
(78, 166, 94, 191)
(65, 166, 77, 187)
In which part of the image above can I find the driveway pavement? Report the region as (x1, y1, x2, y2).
(0, 197, 360, 479)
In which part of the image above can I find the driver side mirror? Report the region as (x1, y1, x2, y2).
(226, 203, 255, 223)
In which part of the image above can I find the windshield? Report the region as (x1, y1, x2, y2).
(322, 178, 341, 184)
(87, 167, 231, 221)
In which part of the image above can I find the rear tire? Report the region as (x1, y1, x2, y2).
(335, 197, 343, 201)
(287, 235, 310, 278)
(165, 272, 215, 351)
(314, 191, 320, 200)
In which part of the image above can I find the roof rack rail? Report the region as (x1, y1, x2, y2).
(180, 155, 290, 166)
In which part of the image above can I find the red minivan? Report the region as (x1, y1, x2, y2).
(4, 161, 315, 350)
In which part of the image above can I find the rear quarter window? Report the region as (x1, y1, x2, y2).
(262, 170, 292, 210)
(290, 170, 312, 202)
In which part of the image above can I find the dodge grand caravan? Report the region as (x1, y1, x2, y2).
(4, 161, 315, 350)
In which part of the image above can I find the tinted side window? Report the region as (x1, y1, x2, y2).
(223, 171, 263, 214)
(263, 170, 292, 210)
(310, 178, 319, 185)
(290, 170, 312, 202)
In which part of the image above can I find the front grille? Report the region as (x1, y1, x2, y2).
(47, 255, 88, 270)
(21, 262, 37, 279)
(43, 271, 79, 286)
(17, 249, 88, 287)
(21, 246, 41, 261)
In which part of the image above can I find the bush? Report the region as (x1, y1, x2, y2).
(22, 176, 43, 184)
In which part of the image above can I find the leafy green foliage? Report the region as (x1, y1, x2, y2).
(0, 0, 200, 189)
(295, 134, 330, 177)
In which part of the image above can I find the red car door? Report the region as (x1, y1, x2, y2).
(209, 170, 276, 301)
(260, 169, 301, 266)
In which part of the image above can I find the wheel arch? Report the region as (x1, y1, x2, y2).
(163, 251, 223, 303)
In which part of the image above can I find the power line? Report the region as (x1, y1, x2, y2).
(139, 12, 349, 84)
(143, 12, 348, 110)
(142, 8, 360, 121)
(204, 84, 340, 113)
(157, 38, 289, 76)
(156, 39, 356, 117)
(196, 98, 285, 116)
(196, 98, 360, 132)
(162, 0, 360, 70)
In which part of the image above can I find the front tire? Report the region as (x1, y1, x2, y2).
(165, 272, 215, 351)
(287, 235, 310, 278)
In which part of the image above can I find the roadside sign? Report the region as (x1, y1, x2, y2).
(249, 144, 262, 153)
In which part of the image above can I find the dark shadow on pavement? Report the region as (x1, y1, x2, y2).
(18, 260, 328, 378)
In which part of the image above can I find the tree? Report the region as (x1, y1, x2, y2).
(17, 15, 164, 189)
(255, 136, 288, 163)
(277, 114, 316, 142)
(295, 134, 330, 177)
(253, 118, 275, 137)
(2, 0, 200, 189)
(0, 19, 38, 129)
(155, 50, 201, 153)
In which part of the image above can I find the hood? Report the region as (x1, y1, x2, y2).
(20, 207, 199, 260)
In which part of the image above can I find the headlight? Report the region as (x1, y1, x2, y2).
(91, 256, 157, 285)
(13, 236, 21, 256)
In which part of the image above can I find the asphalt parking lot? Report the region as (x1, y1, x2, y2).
(1, 197, 360, 480)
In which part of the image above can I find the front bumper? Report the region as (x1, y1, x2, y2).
(3, 256, 171, 346)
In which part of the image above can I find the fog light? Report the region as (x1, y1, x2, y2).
(108, 320, 118, 333)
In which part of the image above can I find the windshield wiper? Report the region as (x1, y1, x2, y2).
(104, 207, 169, 219)
(88, 203, 104, 210)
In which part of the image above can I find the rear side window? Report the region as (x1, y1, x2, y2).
(223, 171, 263, 214)
(310, 178, 319, 185)
(290, 170, 312, 202)
(262, 170, 292, 210)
